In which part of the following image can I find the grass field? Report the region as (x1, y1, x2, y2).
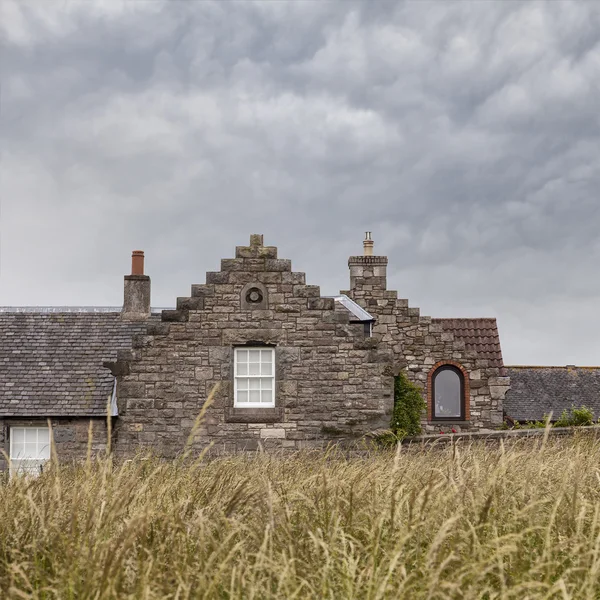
(1, 433, 600, 599)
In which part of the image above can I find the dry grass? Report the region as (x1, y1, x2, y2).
(2, 434, 600, 599)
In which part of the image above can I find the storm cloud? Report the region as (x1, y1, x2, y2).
(1, 0, 599, 365)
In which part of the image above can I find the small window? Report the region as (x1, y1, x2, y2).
(234, 347, 275, 407)
(10, 427, 51, 476)
(432, 366, 465, 420)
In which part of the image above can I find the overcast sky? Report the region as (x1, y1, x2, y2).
(1, 1, 599, 366)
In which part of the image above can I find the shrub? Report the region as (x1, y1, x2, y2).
(391, 370, 426, 437)
(524, 420, 547, 429)
(555, 406, 594, 427)
(555, 409, 572, 428)
(571, 406, 594, 426)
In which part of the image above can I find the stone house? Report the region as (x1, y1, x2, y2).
(2, 233, 593, 473)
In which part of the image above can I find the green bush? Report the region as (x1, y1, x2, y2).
(524, 420, 547, 429)
(571, 406, 594, 426)
(555, 406, 594, 427)
(391, 370, 426, 437)
(504, 407, 595, 430)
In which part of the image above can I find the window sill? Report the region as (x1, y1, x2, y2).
(225, 407, 283, 423)
(429, 420, 470, 425)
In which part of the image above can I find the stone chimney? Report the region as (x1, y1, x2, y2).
(122, 250, 151, 320)
(347, 232, 388, 304)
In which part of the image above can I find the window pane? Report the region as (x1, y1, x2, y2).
(38, 429, 50, 445)
(434, 370, 462, 417)
(237, 350, 248, 362)
(237, 363, 248, 376)
(249, 379, 260, 390)
(23, 443, 38, 459)
(25, 429, 37, 443)
(261, 390, 273, 404)
(249, 350, 260, 362)
(261, 349, 273, 362)
(249, 390, 260, 403)
(261, 361, 272, 376)
(11, 440, 25, 459)
(249, 362, 260, 375)
(261, 378, 272, 390)
(237, 391, 248, 403)
(12, 428, 24, 444)
(38, 442, 51, 460)
(236, 378, 249, 391)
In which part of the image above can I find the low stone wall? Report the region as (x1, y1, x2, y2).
(402, 425, 600, 446)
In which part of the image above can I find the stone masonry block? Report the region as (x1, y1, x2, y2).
(176, 297, 204, 311)
(235, 246, 256, 258)
(308, 298, 335, 310)
(249, 234, 264, 246)
(195, 367, 214, 380)
(260, 428, 286, 439)
(118, 381, 145, 397)
(146, 322, 170, 336)
(220, 259, 245, 271)
(191, 284, 215, 297)
(258, 247, 278, 259)
(282, 272, 306, 285)
(294, 285, 321, 298)
(265, 259, 292, 272)
(161, 310, 188, 323)
(206, 272, 230, 284)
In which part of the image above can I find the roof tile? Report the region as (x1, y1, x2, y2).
(432, 318, 505, 372)
(504, 366, 600, 422)
(0, 312, 150, 417)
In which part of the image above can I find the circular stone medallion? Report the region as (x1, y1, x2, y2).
(246, 287, 263, 304)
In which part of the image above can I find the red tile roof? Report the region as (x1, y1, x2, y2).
(432, 318, 506, 373)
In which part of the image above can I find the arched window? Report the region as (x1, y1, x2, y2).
(431, 365, 465, 420)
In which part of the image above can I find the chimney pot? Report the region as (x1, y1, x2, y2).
(131, 250, 145, 275)
(363, 232, 374, 256)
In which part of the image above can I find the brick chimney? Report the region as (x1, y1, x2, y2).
(347, 232, 388, 305)
(122, 250, 151, 320)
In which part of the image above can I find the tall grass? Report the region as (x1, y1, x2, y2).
(2, 434, 600, 599)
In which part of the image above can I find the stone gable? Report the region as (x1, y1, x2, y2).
(112, 235, 397, 455)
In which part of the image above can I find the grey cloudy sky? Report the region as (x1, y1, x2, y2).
(1, 0, 599, 366)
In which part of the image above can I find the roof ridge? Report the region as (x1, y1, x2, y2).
(432, 317, 498, 322)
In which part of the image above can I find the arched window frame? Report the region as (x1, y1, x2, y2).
(427, 361, 470, 421)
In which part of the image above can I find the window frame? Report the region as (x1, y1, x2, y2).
(233, 347, 276, 408)
(431, 365, 466, 421)
(9, 426, 51, 476)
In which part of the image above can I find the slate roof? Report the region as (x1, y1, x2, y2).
(0, 311, 149, 417)
(504, 366, 600, 422)
(433, 318, 505, 373)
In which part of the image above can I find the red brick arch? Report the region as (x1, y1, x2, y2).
(427, 360, 470, 421)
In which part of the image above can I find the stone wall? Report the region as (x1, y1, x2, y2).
(344, 254, 507, 431)
(0, 417, 109, 472)
(112, 235, 398, 457)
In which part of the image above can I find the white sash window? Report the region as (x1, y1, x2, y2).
(10, 427, 51, 476)
(234, 347, 275, 407)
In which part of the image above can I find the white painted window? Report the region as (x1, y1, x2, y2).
(10, 427, 51, 476)
(234, 347, 275, 407)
